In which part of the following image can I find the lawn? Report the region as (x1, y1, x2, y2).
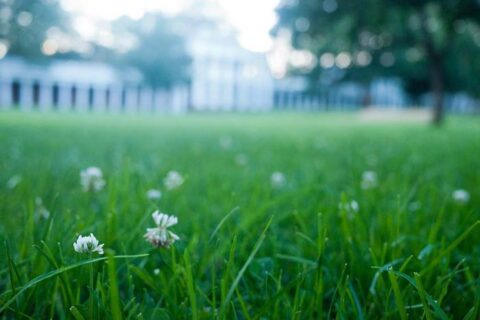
(0, 111, 479, 319)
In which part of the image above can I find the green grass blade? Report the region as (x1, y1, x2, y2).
(0, 253, 148, 313)
(414, 272, 433, 320)
(107, 250, 124, 320)
(422, 221, 480, 275)
(387, 267, 407, 320)
(183, 249, 198, 320)
(220, 216, 272, 317)
(70, 306, 86, 320)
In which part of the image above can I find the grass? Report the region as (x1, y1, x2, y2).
(0, 111, 479, 319)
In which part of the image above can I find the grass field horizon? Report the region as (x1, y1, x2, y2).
(0, 111, 479, 319)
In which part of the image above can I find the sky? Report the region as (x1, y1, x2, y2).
(60, 0, 280, 52)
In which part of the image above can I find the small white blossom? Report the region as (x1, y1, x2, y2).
(408, 201, 421, 212)
(163, 171, 184, 190)
(147, 189, 162, 201)
(73, 233, 104, 255)
(144, 211, 180, 248)
(153, 268, 160, 275)
(34, 197, 50, 219)
(6, 175, 22, 189)
(314, 138, 328, 150)
(349, 200, 359, 212)
(339, 200, 359, 220)
(361, 170, 378, 190)
(235, 154, 248, 166)
(452, 189, 470, 204)
(219, 136, 233, 150)
(80, 167, 105, 192)
(271, 171, 286, 188)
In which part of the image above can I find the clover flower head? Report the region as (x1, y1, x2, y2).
(164, 171, 184, 190)
(152, 211, 178, 228)
(361, 170, 378, 190)
(144, 211, 179, 248)
(271, 171, 286, 188)
(349, 200, 359, 212)
(6, 175, 22, 189)
(408, 201, 421, 212)
(73, 233, 104, 255)
(339, 200, 359, 220)
(80, 167, 106, 192)
(219, 136, 233, 150)
(34, 197, 50, 219)
(235, 154, 248, 166)
(452, 189, 470, 204)
(147, 189, 162, 201)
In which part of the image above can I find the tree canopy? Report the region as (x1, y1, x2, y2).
(275, 0, 480, 123)
(0, 0, 66, 61)
(114, 14, 191, 88)
(0, 3, 191, 88)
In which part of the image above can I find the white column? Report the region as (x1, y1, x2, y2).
(19, 80, 33, 111)
(153, 89, 167, 113)
(267, 86, 274, 111)
(189, 81, 199, 111)
(165, 89, 174, 113)
(75, 84, 89, 112)
(0, 80, 12, 109)
(193, 80, 207, 111)
(171, 86, 187, 114)
(182, 87, 189, 113)
(139, 87, 153, 113)
(109, 85, 122, 113)
(92, 86, 107, 112)
(125, 86, 138, 113)
(39, 82, 53, 111)
(58, 83, 72, 112)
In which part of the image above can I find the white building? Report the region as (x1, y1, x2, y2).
(0, 16, 276, 113)
(187, 27, 274, 112)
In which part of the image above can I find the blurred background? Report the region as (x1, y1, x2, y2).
(0, 0, 479, 123)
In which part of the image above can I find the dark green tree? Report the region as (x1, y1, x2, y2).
(114, 14, 191, 88)
(0, 0, 66, 60)
(275, 0, 480, 124)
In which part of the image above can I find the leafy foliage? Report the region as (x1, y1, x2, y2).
(0, 0, 66, 61)
(115, 14, 191, 88)
(275, 0, 480, 99)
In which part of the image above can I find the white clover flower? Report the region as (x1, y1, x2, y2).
(349, 200, 359, 212)
(163, 171, 184, 190)
(144, 211, 180, 248)
(6, 175, 22, 189)
(80, 167, 106, 192)
(219, 136, 233, 150)
(338, 200, 360, 212)
(452, 189, 470, 204)
(408, 201, 421, 212)
(34, 197, 50, 219)
(235, 154, 248, 166)
(339, 200, 359, 220)
(314, 138, 328, 150)
(73, 233, 104, 255)
(271, 171, 286, 188)
(361, 170, 378, 190)
(147, 189, 162, 201)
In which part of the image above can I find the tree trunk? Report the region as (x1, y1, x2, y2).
(361, 85, 371, 108)
(430, 55, 444, 125)
(419, 9, 445, 125)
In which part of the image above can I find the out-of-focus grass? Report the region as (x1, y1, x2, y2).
(0, 111, 479, 319)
